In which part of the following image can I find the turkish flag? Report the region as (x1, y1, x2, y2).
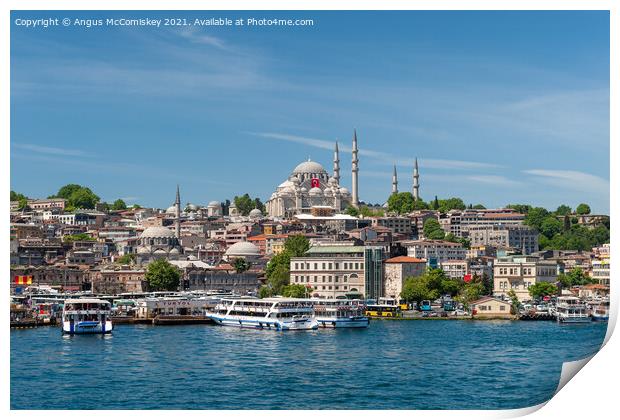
(463, 274, 472, 283)
(311, 178, 320, 188)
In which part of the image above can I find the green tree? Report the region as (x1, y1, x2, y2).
(528, 282, 558, 299)
(344, 206, 360, 217)
(432, 196, 439, 210)
(281, 284, 311, 298)
(232, 257, 251, 274)
(563, 215, 572, 232)
(440, 278, 463, 296)
(284, 234, 310, 257)
(10, 190, 27, 201)
(575, 203, 591, 215)
(472, 204, 486, 209)
(116, 254, 136, 264)
(387, 192, 416, 214)
(51, 184, 100, 209)
(457, 282, 486, 307)
(524, 207, 550, 231)
(437, 197, 466, 213)
(540, 216, 563, 239)
(145, 259, 181, 292)
(506, 204, 532, 214)
(507, 290, 521, 315)
(558, 267, 593, 288)
(112, 199, 127, 211)
(423, 218, 445, 240)
(63, 233, 95, 243)
(555, 204, 572, 216)
(233, 194, 264, 216)
(401, 275, 438, 304)
(265, 251, 291, 281)
(258, 285, 271, 298)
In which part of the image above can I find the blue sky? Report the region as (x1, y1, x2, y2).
(10, 11, 610, 213)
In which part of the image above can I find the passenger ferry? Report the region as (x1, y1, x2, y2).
(206, 298, 319, 330)
(311, 299, 369, 328)
(556, 296, 591, 324)
(61, 298, 113, 334)
(591, 299, 610, 322)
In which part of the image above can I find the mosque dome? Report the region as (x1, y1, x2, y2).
(300, 187, 308, 193)
(278, 180, 294, 189)
(339, 187, 349, 194)
(309, 187, 323, 196)
(169, 248, 180, 255)
(290, 176, 300, 184)
(140, 226, 176, 238)
(166, 205, 177, 214)
(186, 203, 198, 211)
(153, 249, 168, 255)
(324, 188, 333, 197)
(292, 160, 327, 175)
(207, 201, 221, 207)
(328, 177, 337, 185)
(249, 208, 263, 218)
(224, 241, 260, 257)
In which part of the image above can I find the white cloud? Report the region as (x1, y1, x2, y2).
(250, 131, 501, 170)
(523, 169, 609, 194)
(12, 143, 90, 157)
(466, 175, 523, 187)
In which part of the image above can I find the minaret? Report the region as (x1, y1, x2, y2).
(392, 164, 398, 194)
(174, 184, 181, 238)
(351, 129, 359, 208)
(333, 141, 340, 184)
(413, 157, 420, 201)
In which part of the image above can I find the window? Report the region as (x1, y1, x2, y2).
(500, 306, 506, 311)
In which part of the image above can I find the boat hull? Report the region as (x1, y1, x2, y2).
(316, 316, 370, 328)
(207, 314, 318, 330)
(557, 316, 592, 324)
(62, 320, 113, 334)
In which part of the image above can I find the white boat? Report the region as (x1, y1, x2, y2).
(556, 296, 591, 324)
(205, 298, 319, 331)
(312, 299, 369, 328)
(591, 299, 610, 322)
(61, 298, 113, 334)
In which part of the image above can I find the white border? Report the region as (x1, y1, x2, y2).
(2, 1, 616, 419)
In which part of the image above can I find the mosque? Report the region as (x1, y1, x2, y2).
(265, 130, 361, 218)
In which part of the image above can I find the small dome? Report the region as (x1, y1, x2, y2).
(140, 226, 176, 238)
(186, 203, 198, 211)
(224, 241, 260, 256)
(324, 188, 333, 197)
(309, 187, 323, 196)
(278, 180, 294, 189)
(339, 187, 349, 194)
(166, 205, 177, 214)
(300, 187, 308, 193)
(292, 160, 327, 175)
(169, 248, 180, 254)
(208, 201, 221, 207)
(153, 249, 167, 255)
(136, 246, 149, 254)
(328, 177, 337, 185)
(289, 176, 300, 184)
(249, 209, 263, 218)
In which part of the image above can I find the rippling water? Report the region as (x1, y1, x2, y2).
(10, 320, 607, 410)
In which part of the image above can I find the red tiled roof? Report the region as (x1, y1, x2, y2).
(384, 256, 427, 264)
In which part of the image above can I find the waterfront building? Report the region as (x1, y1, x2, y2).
(470, 296, 512, 318)
(94, 266, 146, 294)
(466, 225, 539, 255)
(591, 258, 610, 285)
(10, 265, 92, 293)
(184, 267, 262, 294)
(403, 239, 466, 263)
(383, 256, 427, 300)
(493, 255, 559, 302)
(290, 243, 384, 299)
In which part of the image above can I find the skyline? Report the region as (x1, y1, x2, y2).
(10, 10, 610, 213)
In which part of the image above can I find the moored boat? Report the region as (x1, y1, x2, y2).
(591, 299, 610, 322)
(206, 298, 319, 330)
(312, 299, 369, 328)
(61, 298, 113, 334)
(556, 296, 591, 324)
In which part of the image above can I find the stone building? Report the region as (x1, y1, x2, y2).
(383, 256, 427, 300)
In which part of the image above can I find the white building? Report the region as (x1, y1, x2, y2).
(403, 240, 466, 263)
(493, 256, 559, 302)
